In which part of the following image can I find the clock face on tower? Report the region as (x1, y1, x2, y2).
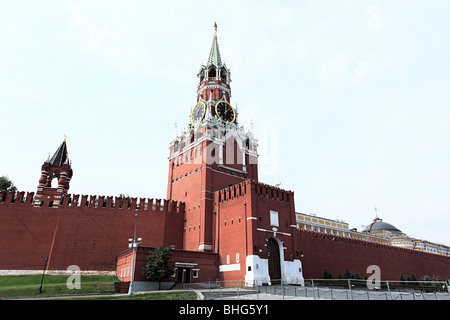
(191, 101, 206, 125)
(215, 100, 236, 124)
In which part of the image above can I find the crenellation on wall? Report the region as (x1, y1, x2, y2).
(155, 199, 161, 211)
(25, 192, 35, 205)
(252, 181, 293, 203)
(5, 191, 15, 203)
(96, 196, 104, 208)
(81, 195, 89, 207)
(296, 229, 450, 280)
(0, 190, 185, 215)
(14, 191, 24, 203)
(216, 180, 293, 204)
(0, 191, 35, 205)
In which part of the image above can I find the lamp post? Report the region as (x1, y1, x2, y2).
(38, 257, 48, 294)
(128, 211, 142, 295)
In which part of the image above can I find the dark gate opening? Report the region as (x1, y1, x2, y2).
(177, 267, 192, 283)
(267, 238, 281, 284)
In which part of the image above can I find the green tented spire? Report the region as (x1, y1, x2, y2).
(207, 22, 222, 67)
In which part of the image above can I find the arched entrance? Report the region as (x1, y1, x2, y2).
(267, 238, 281, 283)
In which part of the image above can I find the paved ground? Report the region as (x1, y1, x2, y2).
(198, 285, 450, 301)
(216, 293, 315, 300)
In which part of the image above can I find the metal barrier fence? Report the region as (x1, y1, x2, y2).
(183, 279, 450, 300)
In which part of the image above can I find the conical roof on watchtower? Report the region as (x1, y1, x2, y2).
(49, 140, 69, 167)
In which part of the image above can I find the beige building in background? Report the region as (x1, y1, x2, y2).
(296, 212, 450, 257)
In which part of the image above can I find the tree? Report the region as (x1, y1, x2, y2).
(343, 268, 351, 279)
(0, 176, 17, 192)
(421, 275, 431, 282)
(141, 246, 175, 290)
(399, 272, 405, 282)
(322, 269, 333, 279)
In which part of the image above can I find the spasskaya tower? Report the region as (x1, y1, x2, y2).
(167, 23, 259, 252)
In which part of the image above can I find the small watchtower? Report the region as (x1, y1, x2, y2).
(35, 139, 73, 208)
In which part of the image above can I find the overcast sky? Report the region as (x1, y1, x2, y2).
(1, 1, 449, 246)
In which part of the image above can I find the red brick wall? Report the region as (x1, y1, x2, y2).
(214, 190, 249, 282)
(213, 180, 299, 282)
(296, 230, 450, 281)
(3, 188, 449, 282)
(0, 192, 185, 271)
(212, 180, 450, 282)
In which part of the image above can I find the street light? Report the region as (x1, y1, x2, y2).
(128, 211, 142, 295)
(38, 257, 48, 294)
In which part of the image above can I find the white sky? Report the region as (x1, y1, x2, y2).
(1, 1, 449, 246)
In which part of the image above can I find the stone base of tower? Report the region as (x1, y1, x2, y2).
(244, 255, 304, 287)
(244, 255, 270, 286)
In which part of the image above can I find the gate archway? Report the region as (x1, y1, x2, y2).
(267, 237, 282, 283)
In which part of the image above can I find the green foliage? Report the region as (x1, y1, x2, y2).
(406, 273, 417, 281)
(322, 269, 333, 279)
(141, 246, 175, 284)
(0, 176, 17, 192)
(343, 268, 351, 279)
(421, 275, 431, 282)
(340, 268, 361, 280)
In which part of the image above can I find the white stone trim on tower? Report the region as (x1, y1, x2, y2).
(244, 254, 304, 287)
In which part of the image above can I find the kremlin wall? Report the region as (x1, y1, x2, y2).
(1, 185, 449, 283)
(0, 190, 185, 272)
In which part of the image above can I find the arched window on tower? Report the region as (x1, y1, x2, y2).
(179, 138, 185, 150)
(221, 67, 227, 82)
(208, 67, 216, 78)
(196, 128, 203, 140)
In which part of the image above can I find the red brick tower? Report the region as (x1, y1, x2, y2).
(167, 24, 258, 252)
(35, 139, 73, 208)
